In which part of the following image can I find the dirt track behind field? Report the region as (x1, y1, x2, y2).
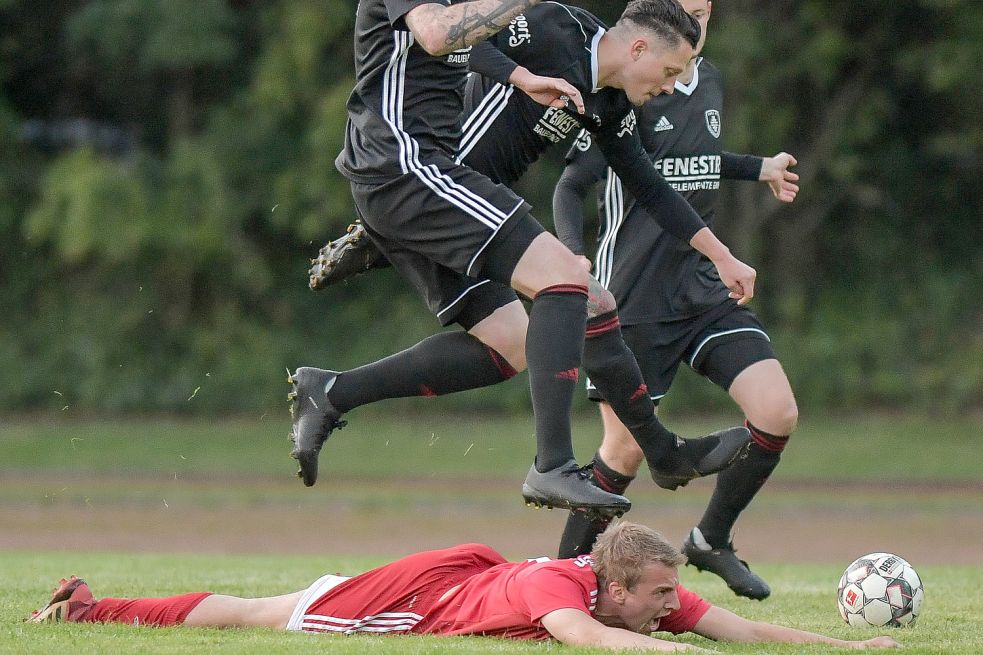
(2, 472, 980, 565)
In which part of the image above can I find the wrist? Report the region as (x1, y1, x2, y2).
(508, 65, 531, 87)
(689, 227, 731, 261)
(758, 157, 773, 182)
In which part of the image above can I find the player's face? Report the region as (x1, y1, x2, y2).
(621, 37, 694, 105)
(680, 0, 712, 56)
(615, 562, 682, 633)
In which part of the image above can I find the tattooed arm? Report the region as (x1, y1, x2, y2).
(405, 0, 540, 56)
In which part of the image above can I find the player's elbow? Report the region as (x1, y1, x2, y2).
(416, 33, 451, 56)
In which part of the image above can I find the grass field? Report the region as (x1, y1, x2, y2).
(1, 411, 981, 653)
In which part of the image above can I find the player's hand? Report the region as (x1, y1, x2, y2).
(760, 152, 799, 203)
(575, 255, 592, 271)
(714, 253, 756, 305)
(508, 66, 585, 113)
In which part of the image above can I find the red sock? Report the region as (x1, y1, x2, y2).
(82, 593, 212, 626)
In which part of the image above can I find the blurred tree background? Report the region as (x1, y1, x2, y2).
(0, 0, 980, 416)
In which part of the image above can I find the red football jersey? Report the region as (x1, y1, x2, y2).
(292, 543, 710, 640)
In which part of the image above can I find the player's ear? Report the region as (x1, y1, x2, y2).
(607, 580, 628, 604)
(630, 39, 647, 62)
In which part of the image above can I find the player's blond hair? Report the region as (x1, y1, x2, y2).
(590, 521, 686, 590)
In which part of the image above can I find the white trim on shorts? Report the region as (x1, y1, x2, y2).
(688, 328, 771, 368)
(436, 279, 492, 320)
(286, 574, 351, 632)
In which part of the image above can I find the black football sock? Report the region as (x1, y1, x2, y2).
(326, 332, 518, 414)
(582, 312, 678, 467)
(527, 284, 588, 473)
(558, 453, 635, 558)
(697, 421, 788, 548)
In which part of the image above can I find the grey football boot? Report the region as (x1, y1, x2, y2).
(287, 367, 347, 486)
(308, 222, 388, 290)
(650, 427, 750, 490)
(682, 527, 771, 600)
(522, 459, 631, 518)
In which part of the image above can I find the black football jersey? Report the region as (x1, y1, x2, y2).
(463, 2, 705, 242)
(570, 59, 753, 322)
(336, 0, 478, 183)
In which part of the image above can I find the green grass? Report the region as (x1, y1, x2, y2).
(1, 413, 981, 653)
(2, 552, 980, 655)
(1, 411, 981, 481)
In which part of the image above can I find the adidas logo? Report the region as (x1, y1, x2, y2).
(654, 116, 673, 132)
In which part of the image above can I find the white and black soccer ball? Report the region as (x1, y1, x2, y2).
(837, 552, 924, 627)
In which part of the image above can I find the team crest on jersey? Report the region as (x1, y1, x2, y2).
(704, 110, 721, 138)
(507, 14, 531, 47)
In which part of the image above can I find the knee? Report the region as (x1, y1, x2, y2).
(777, 396, 799, 436)
(493, 328, 527, 372)
(754, 396, 798, 437)
(469, 305, 528, 372)
(586, 278, 617, 319)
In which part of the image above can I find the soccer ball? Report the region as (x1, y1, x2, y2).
(837, 553, 924, 627)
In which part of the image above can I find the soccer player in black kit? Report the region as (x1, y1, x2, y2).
(552, 0, 801, 600)
(290, 0, 753, 513)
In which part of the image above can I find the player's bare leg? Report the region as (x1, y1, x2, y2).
(184, 591, 304, 629)
(467, 299, 528, 373)
(684, 358, 798, 600)
(511, 232, 630, 516)
(596, 402, 645, 476)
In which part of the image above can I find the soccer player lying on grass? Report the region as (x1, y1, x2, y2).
(29, 522, 899, 652)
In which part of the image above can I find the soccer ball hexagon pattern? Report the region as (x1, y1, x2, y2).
(837, 553, 924, 627)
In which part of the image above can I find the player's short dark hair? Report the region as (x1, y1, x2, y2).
(618, 0, 701, 50)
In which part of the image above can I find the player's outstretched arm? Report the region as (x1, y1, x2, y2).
(405, 0, 541, 56)
(541, 608, 710, 652)
(759, 151, 800, 203)
(691, 606, 900, 649)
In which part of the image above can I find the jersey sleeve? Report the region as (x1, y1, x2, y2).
(593, 114, 707, 243)
(721, 152, 763, 181)
(515, 567, 593, 622)
(487, 4, 588, 76)
(469, 41, 519, 86)
(656, 585, 712, 634)
(384, 0, 436, 26)
(554, 131, 607, 255)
